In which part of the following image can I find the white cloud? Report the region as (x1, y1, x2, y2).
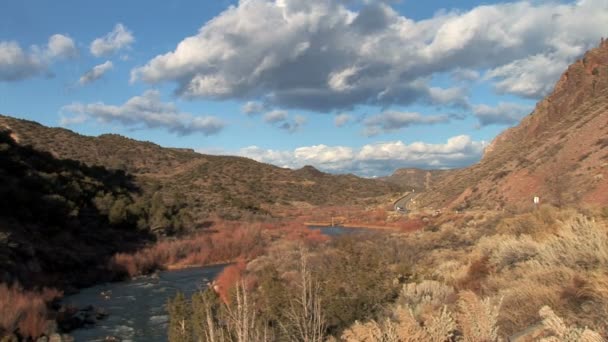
(486, 54, 572, 98)
(234, 135, 486, 176)
(0, 34, 77, 81)
(90, 23, 135, 57)
(131, 0, 608, 111)
(263, 110, 289, 123)
(363, 111, 450, 136)
(59, 113, 88, 126)
(0, 41, 45, 81)
(334, 113, 352, 127)
(60, 90, 224, 136)
(79, 61, 113, 85)
(262, 110, 306, 133)
(242, 101, 266, 115)
(279, 114, 307, 133)
(46, 34, 78, 59)
(473, 102, 533, 126)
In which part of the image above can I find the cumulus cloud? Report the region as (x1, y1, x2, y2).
(334, 113, 352, 127)
(90, 24, 134, 57)
(60, 90, 224, 136)
(46, 34, 78, 59)
(242, 101, 266, 115)
(263, 110, 289, 123)
(131, 0, 608, 111)
(234, 135, 485, 176)
(262, 110, 306, 133)
(363, 111, 450, 136)
(473, 102, 533, 126)
(279, 114, 307, 133)
(486, 54, 572, 98)
(79, 61, 113, 85)
(0, 34, 77, 81)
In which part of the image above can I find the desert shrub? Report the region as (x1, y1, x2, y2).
(601, 207, 608, 219)
(341, 306, 456, 342)
(315, 237, 401, 333)
(397, 281, 456, 320)
(538, 306, 604, 342)
(456, 291, 502, 342)
(476, 234, 540, 271)
(109, 225, 267, 278)
(535, 216, 608, 269)
(342, 291, 500, 342)
(457, 255, 493, 292)
(495, 205, 572, 237)
(0, 284, 61, 339)
(432, 260, 469, 285)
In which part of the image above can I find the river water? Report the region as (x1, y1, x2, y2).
(64, 265, 226, 342)
(63, 227, 368, 341)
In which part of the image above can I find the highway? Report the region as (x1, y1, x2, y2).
(393, 191, 418, 213)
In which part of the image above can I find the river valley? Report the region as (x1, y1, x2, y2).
(62, 226, 369, 341)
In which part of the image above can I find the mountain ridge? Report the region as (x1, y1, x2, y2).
(0, 115, 404, 222)
(417, 39, 608, 210)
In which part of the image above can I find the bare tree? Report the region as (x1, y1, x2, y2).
(223, 281, 272, 342)
(280, 249, 326, 342)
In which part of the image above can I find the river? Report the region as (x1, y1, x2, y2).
(63, 226, 369, 341)
(64, 265, 226, 342)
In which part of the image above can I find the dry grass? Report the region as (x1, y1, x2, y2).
(342, 287, 500, 342)
(341, 206, 608, 339)
(108, 220, 335, 278)
(0, 284, 62, 339)
(109, 223, 268, 277)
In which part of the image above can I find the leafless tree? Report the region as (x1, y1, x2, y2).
(280, 249, 326, 342)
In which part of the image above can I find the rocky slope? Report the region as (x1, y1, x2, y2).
(380, 168, 451, 192)
(418, 40, 608, 210)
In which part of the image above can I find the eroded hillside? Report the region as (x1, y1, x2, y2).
(418, 40, 608, 210)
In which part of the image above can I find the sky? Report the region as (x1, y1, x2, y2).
(1, 0, 607, 177)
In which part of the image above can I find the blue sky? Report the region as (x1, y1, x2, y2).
(1, 0, 607, 176)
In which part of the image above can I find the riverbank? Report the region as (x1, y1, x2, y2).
(304, 222, 400, 230)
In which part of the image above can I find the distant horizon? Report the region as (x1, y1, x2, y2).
(1, 0, 606, 176)
(1, 112, 460, 178)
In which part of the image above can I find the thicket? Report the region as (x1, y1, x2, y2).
(167, 233, 410, 341)
(0, 284, 62, 339)
(0, 129, 202, 287)
(167, 206, 608, 341)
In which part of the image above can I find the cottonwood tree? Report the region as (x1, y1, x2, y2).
(280, 250, 326, 342)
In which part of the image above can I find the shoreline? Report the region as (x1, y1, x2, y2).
(304, 222, 400, 230)
(165, 261, 233, 271)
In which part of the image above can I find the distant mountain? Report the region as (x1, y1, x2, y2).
(0, 115, 403, 224)
(380, 168, 451, 192)
(418, 40, 608, 210)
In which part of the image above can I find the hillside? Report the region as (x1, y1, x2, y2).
(0, 130, 157, 289)
(417, 40, 608, 210)
(380, 168, 451, 191)
(0, 116, 403, 223)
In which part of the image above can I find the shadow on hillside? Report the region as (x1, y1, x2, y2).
(0, 130, 155, 289)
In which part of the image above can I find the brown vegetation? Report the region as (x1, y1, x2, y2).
(0, 284, 62, 339)
(167, 206, 608, 341)
(109, 224, 268, 278)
